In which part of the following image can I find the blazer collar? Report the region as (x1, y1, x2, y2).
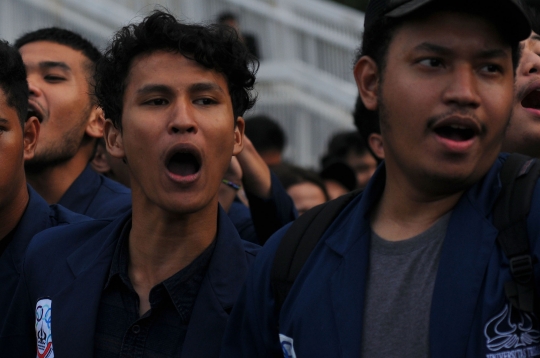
(8, 186, 51, 274)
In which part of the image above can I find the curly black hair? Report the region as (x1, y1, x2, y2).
(0, 40, 28, 125)
(95, 10, 258, 130)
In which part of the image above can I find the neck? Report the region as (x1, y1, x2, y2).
(26, 147, 92, 204)
(128, 190, 218, 290)
(371, 166, 464, 241)
(0, 179, 29, 242)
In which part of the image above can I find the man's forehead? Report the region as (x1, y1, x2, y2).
(126, 51, 228, 91)
(19, 41, 86, 67)
(392, 11, 510, 50)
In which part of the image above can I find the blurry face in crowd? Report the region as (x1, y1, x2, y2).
(0, 88, 39, 209)
(287, 182, 327, 215)
(20, 41, 95, 171)
(345, 150, 377, 189)
(357, 11, 515, 195)
(503, 32, 540, 157)
(104, 51, 243, 215)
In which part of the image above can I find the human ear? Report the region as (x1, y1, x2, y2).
(85, 106, 105, 138)
(90, 142, 112, 174)
(368, 133, 385, 160)
(232, 116, 245, 156)
(23, 116, 40, 161)
(103, 119, 125, 159)
(354, 56, 380, 111)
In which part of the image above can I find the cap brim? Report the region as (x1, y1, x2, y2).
(385, 0, 531, 42)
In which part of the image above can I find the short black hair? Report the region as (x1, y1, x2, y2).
(353, 3, 522, 136)
(15, 27, 101, 67)
(95, 10, 258, 130)
(273, 163, 329, 201)
(245, 114, 286, 153)
(321, 130, 369, 168)
(0, 40, 29, 125)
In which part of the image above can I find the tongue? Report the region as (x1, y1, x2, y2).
(522, 90, 540, 109)
(167, 154, 198, 176)
(435, 127, 473, 142)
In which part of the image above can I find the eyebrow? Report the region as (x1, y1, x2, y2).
(39, 61, 71, 71)
(0, 118, 9, 125)
(189, 82, 224, 94)
(531, 34, 540, 42)
(136, 82, 225, 95)
(414, 42, 508, 59)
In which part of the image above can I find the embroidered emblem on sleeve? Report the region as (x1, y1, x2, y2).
(279, 334, 297, 358)
(35, 298, 54, 358)
(484, 303, 540, 357)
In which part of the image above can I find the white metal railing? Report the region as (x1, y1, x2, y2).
(0, 0, 363, 168)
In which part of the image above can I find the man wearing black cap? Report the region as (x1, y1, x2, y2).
(221, 0, 534, 357)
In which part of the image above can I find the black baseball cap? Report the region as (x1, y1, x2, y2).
(524, 0, 540, 34)
(364, 0, 531, 43)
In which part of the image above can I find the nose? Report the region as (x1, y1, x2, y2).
(519, 47, 540, 77)
(441, 65, 481, 109)
(168, 100, 198, 135)
(28, 79, 43, 98)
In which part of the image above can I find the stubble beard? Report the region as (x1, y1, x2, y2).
(25, 109, 91, 174)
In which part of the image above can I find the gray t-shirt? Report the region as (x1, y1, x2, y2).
(360, 212, 451, 358)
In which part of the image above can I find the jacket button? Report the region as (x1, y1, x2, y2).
(132, 325, 141, 334)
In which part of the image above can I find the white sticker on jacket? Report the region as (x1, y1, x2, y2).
(279, 334, 297, 358)
(35, 298, 54, 358)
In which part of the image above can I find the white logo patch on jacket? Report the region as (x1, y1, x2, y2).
(35, 298, 54, 358)
(279, 334, 297, 358)
(484, 303, 540, 357)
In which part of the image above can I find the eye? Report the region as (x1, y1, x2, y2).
(481, 64, 502, 73)
(419, 58, 444, 68)
(193, 98, 217, 105)
(44, 75, 66, 83)
(144, 98, 169, 106)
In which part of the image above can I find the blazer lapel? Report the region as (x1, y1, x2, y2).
(430, 198, 498, 357)
(50, 213, 129, 358)
(181, 208, 252, 358)
(330, 230, 370, 357)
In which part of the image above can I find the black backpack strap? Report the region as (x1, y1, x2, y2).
(493, 153, 540, 314)
(271, 189, 362, 315)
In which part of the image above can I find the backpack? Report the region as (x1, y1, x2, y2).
(271, 153, 540, 316)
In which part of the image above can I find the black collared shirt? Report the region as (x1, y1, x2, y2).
(93, 219, 216, 358)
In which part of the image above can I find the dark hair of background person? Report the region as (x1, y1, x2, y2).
(273, 163, 330, 201)
(94, 10, 258, 130)
(14, 27, 102, 72)
(0, 40, 29, 125)
(245, 114, 286, 153)
(353, 1, 522, 137)
(352, 96, 381, 163)
(321, 130, 369, 168)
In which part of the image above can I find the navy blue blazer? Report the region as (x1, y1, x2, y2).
(0, 186, 89, 331)
(58, 164, 131, 219)
(221, 154, 540, 357)
(1, 206, 259, 358)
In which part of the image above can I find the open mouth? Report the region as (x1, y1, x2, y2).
(434, 125, 476, 142)
(28, 103, 43, 122)
(166, 151, 201, 177)
(522, 89, 540, 110)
